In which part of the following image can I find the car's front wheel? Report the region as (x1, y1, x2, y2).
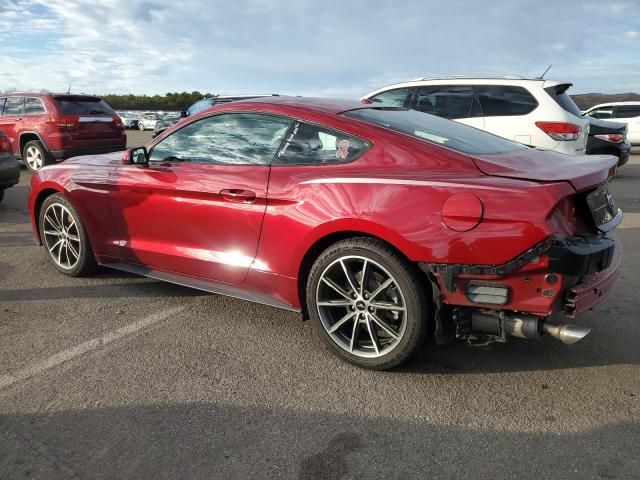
(39, 193, 97, 276)
(138, 122, 145, 131)
(307, 237, 431, 370)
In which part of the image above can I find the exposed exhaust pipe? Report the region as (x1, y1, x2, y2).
(469, 311, 590, 344)
(542, 323, 591, 344)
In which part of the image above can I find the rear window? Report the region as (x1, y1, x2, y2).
(475, 85, 538, 116)
(616, 105, 640, 118)
(343, 108, 526, 155)
(544, 85, 582, 118)
(53, 96, 116, 115)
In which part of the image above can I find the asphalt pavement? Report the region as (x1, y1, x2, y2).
(0, 134, 638, 479)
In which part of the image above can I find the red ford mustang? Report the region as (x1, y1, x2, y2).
(28, 97, 622, 369)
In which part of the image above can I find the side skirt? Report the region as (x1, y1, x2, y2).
(102, 262, 300, 313)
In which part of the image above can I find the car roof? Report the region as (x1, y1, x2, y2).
(0, 92, 100, 98)
(586, 101, 640, 109)
(230, 96, 391, 115)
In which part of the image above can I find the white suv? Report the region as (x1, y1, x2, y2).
(362, 76, 589, 156)
(583, 102, 640, 145)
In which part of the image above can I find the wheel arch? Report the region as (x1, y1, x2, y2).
(19, 131, 49, 156)
(33, 187, 65, 243)
(296, 228, 430, 319)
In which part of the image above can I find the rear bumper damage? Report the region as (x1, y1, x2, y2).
(420, 234, 621, 344)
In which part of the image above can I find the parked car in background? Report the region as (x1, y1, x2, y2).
(117, 112, 139, 130)
(0, 132, 20, 202)
(137, 114, 161, 131)
(153, 95, 279, 137)
(28, 97, 621, 370)
(362, 76, 590, 156)
(0, 93, 126, 172)
(152, 113, 182, 138)
(585, 117, 630, 166)
(583, 102, 640, 145)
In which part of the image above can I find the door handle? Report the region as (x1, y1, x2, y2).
(219, 188, 257, 203)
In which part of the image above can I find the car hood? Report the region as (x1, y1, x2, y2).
(470, 148, 617, 192)
(587, 117, 628, 135)
(63, 151, 124, 167)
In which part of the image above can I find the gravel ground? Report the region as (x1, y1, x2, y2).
(0, 140, 638, 479)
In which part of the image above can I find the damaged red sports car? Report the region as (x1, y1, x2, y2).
(28, 97, 622, 369)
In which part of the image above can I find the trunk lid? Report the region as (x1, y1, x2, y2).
(471, 147, 617, 192)
(587, 117, 628, 136)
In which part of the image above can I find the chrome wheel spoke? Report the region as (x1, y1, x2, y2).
(359, 259, 368, 296)
(349, 318, 360, 352)
(328, 311, 356, 334)
(43, 229, 60, 236)
(369, 278, 393, 301)
(365, 317, 380, 355)
(370, 312, 400, 340)
(67, 240, 79, 260)
(370, 301, 405, 312)
(339, 259, 359, 295)
(317, 300, 352, 308)
(321, 276, 351, 300)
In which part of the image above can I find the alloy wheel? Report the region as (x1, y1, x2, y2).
(25, 145, 43, 171)
(42, 203, 82, 270)
(315, 255, 407, 358)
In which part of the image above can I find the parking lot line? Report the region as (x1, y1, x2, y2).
(0, 306, 186, 391)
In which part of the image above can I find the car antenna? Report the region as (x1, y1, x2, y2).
(67, 84, 71, 94)
(539, 65, 552, 79)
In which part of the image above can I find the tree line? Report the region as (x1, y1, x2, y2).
(101, 92, 214, 111)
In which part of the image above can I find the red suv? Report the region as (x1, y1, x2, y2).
(0, 93, 126, 172)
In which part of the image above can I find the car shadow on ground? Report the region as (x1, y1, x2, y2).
(0, 403, 637, 479)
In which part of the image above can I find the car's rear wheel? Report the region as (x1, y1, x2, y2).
(23, 140, 51, 172)
(307, 237, 431, 370)
(138, 122, 145, 131)
(39, 193, 97, 276)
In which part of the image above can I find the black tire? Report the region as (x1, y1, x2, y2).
(306, 237, 431, 370)
(0, 189, 4, 202)
(38, 193, 97, 276)
(23, 140, 52, 172)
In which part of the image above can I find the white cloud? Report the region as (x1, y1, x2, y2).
(625, 31, 638, 39)
(0, 0, 639, 96)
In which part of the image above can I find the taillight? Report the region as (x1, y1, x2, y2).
(594, 133, 624, 144)
(51, 116, 78, 128)
(0, 135, 11, 153)
(535, 121, 581, 141)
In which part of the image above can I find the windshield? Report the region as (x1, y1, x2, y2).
(343, 108, 527, 155)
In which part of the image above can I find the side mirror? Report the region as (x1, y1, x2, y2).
(123, 147, 149, 166)
(180, 110, 187, 118)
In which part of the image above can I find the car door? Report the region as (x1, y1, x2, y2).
(613, 105, 640, 144)
(109, 112, 293, 284)
(23, 97, 48, 137)
(410, 85, 485, 130)
(0, 97, 25, 156)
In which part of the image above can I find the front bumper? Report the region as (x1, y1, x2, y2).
(423, 234, 621, 318)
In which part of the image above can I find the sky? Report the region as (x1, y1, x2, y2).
(0, 0, 639, 98)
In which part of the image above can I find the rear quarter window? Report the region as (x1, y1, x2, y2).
(475, 85, 538, 116)
(544, 85, 582, 118)
(343, 107, 526, 156)
(274, 122, 370, 165)
(53, 96, 116, 115)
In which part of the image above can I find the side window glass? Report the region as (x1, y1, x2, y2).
(275, 122, 370, 165)
(0, 98, 5, 115)
(414, 86, 474, 119)
(369, 88, 410, 107)
(149, 113, 292, 165)
(2, 97, 25, 116)
(24, 98, 46, 115)
(615, 106, 640, 118)
(475, 85, 538, 117)
(187, 99, 211, 116)
(591, 108, 613, 119)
